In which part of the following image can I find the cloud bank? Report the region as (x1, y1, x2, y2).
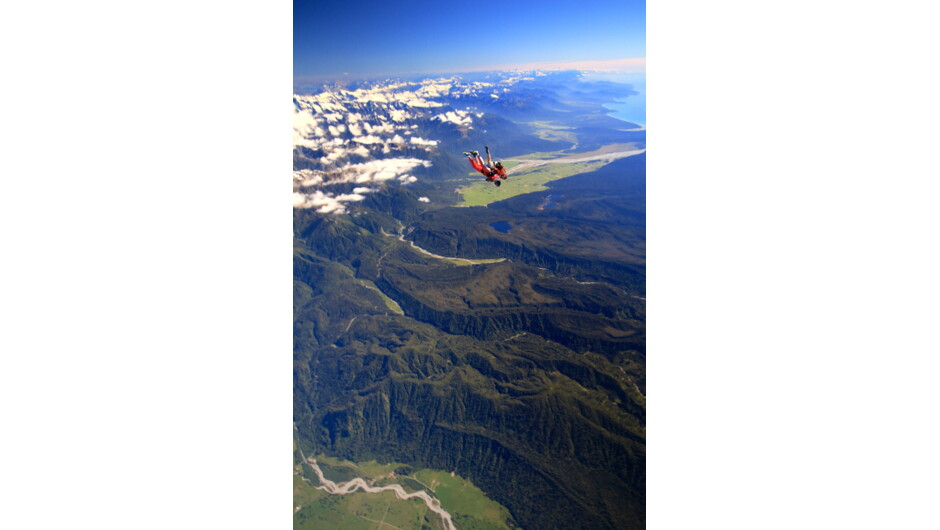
(292, 158, 431, 212)
(294, 81, 476, 213)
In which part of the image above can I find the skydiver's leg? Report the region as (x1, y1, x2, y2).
(467, 155, 485, 173)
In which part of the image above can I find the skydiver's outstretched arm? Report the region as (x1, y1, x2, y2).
(485, 145, 493, 167)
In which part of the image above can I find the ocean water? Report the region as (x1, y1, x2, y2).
(604, 95, 645, 127)
(582, 71, 646, 127)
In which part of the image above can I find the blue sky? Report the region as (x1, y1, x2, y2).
(294, 0, 645, 80)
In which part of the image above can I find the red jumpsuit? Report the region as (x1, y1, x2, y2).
(468, 155, 507, 181)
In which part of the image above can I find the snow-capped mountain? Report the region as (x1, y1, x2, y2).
(292, 71, 642, 214)
(293, 77, 489, 213)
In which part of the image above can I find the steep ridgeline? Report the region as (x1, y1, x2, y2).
(295, 72, 645, 529)
(295, 167, 645, 530)
(411, 154, 647, 298)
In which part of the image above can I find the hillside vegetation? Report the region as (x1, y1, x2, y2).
(294, 72, 646, 529)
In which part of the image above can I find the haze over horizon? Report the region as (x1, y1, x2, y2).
(294, 0, 645, 80)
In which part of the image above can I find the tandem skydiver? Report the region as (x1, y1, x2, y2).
(463, 145, 507, 186)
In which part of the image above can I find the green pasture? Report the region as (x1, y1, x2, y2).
(412, 469, 514, 530)
(293, 453, 514, 529)
(457, 160, 607, 207)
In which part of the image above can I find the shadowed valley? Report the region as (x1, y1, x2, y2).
(294, 72, 645, 529)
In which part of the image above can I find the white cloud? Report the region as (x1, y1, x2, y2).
(369, 171, 397, 182)
(293, 169, 324, 188)
(343, 158, 431, 185)
(293, 109, 327, 147)
(416, 81, 453, 99)
(363, 93, 389, 103)
(410, 136, 438, 146)
(296, 158, 428, 196)
(352, 135, 383, 145)
(293, 190, 346, 213)
(351, 145, 369, 157)
(292, 189, 366, 214)
(294, 136, 320, 149)
(295, 80, 477, 214)
(293, 191, 312, 208)
(433, 110, 472, 127)
(296, 85, 447, 157)
(368, 122, 395, 134)
(323, 148, 348, 163)
(418, 197, 430, 203)
(293, 159, 431, 213)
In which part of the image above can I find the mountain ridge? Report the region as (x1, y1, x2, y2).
(294, 71, 646, 529)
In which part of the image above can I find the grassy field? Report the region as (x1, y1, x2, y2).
(413, 469, 515, 530)
(457, 160, 607, 207)
(294, 474, 433, 530)
(456, 142, 645, 207)
(497, 160, 526, 171)
(442, 257, 504, 267)
(294, 453, 515, 529)
(355, 278, 405, 314)
(402, 236, 505, 267)
(315, 454, 402, 481)
(525, 121, 578, 145)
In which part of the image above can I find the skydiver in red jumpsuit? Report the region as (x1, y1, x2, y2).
(463, 145, 507, 186)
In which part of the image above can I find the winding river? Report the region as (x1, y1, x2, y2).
(297, 441, 456, 530)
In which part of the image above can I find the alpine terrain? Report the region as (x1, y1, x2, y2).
(293, 70, 646, 530)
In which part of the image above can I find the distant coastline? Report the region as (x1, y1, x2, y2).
(604, 97, 646, 127)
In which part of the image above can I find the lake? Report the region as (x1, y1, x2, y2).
(489, 221, 513, 233)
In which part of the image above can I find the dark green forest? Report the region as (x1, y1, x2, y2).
(294, 155, 646, 529)
(294, 74, 646, 529)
